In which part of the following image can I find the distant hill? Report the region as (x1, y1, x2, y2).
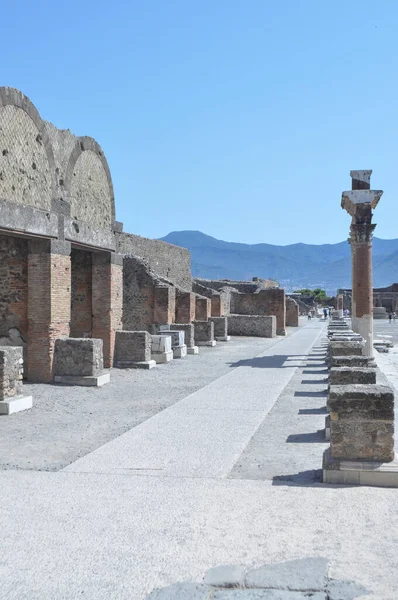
(160, 230, 398, 295)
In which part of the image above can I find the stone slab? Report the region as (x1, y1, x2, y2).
(146, 582, 212, 599)
(0, 395, 33, 415)
(114, 360, 156, 370)
(151, 335, 172, 353)
(217, 336, 231, 342)
(54, 373, 110, 387)
(173, 345, 187, 359)
(197, 340, 217, 347)
(323, 448, 398, 487)
(329, 367, 376, 385)
(245, 557, 328, 591)
(330, 356, 376, 368)
(203, 564, 246, 587)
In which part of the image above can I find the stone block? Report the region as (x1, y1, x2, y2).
(0, 395, 33, 415)
(209, 316, 229, 341)
(330, 356, 375, 368)
(159, 330, 185, 348)
(328, 384, 394, 462)
(329, 340, 364, 357)
(151, 335, 172, 353)
(325, 414, 330, 441)
(54, 338, 103, 377)
(0, 346, 23, 400)
(187, 346, 199, 355)
(114, 331, 153, 368)
(194, 320, 215, 345)
(170, 324, 195, 348)
(54, 373, 110, 387)
(245, 557, 328, 592)
(329, 367, 376, 386)
(173, 345, 187, 358)
(227, 315, 276, 338)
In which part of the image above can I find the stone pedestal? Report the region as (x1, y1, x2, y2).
(114, 331, 155, 369)
(160, 324, 199, 355)
(209, 317, 230, 341)
(329, 367, 376, 386)
(194, 321, 216, 346)
(329, 340, 365, 357)
(158, 330, 187, 359)
(0, 347, 32, 415)
(151, 335, 173, 364)
(374, 306, 387, 319)
(323, 384, 398, 487)
(53, 338, 109, 386)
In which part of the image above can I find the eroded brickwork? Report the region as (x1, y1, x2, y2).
(176, 291, 196, 324)
(70, 249, 92, 338)
(27, 240, 71, 382)
(92, 254, 123, 368)
(285, 297, 299, 327)
(154, 286, 175, 325)
(0, 235, 28, 343)
(195, 297, 211, 321)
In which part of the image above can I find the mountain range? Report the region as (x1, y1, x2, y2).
(160, 230, 398, 295)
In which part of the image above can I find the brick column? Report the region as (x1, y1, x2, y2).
(341, 170, 382, 357)
(176, 291, 196, 323)
(27, 240, 71, 382)
(92, 252, 123, 368)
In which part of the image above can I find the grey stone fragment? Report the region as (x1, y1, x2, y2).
(245, 558, 328, 592)
(326, 578, 369, 600)
(203, 564, 246, 587)
(213, 591, 326, 599)
(146, 582, 212, 599)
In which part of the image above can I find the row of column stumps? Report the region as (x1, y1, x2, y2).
(341, 170, 383, 357)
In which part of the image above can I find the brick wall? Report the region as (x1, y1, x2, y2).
(195, 297, 211, 321)
(27, 240, 71, 382)
(176, 291, 196, 323)
(70, 249, 92, 338)
(92, 254, 123, 368)
(0, 235, 28, 342)
(154, 285, 176, 325)
(285, 297, 299, 327)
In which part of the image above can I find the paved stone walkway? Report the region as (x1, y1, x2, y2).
(1, 320, 398, 599)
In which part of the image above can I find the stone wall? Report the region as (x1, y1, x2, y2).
(286, 297, 299, 327)
(195, 278, 278, 293)
(123, 255, 176, 332)
(0, 235, 28, 345)
(117, 232, 192, 290)
(231, 288, 286, 335)
(227, 315, 276, 338)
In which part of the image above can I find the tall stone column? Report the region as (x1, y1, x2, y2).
(336, 294, 344, 319)
(341, 170, 382, 356)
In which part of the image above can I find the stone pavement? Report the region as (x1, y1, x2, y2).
(1, 320, 398, 599)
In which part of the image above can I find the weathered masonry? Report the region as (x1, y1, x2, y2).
(0, 87, 124, 381)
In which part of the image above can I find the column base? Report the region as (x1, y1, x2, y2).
(0, 395, 33, 415)
(54, 373, 110, 387)
(187, 346, 199, 355)
(173, 345, 187, 359)
(216, 335, 231, 342)
(197, 340, 217, 347)
(152, 351, 173, 364)
(114, 360, 156, 370)
(322, 448, 398, 488)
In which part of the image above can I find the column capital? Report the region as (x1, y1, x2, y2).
(350, 222, 376, 244)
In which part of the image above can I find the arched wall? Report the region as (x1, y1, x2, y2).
(0, 88, 56, 211)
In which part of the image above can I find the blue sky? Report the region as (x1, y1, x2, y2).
(2, 1, 398, 245)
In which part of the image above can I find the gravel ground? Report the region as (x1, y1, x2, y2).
(0, 331, 298, 472)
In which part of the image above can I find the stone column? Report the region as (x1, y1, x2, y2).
(336, 294, 344, 319)
(341, 170, 382, 357)
(27, 240, 71, 382)
(92, 252, 123, 368)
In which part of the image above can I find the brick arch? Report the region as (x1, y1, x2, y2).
(64, 136, 115, 229)
(0, 87, 57, 209)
